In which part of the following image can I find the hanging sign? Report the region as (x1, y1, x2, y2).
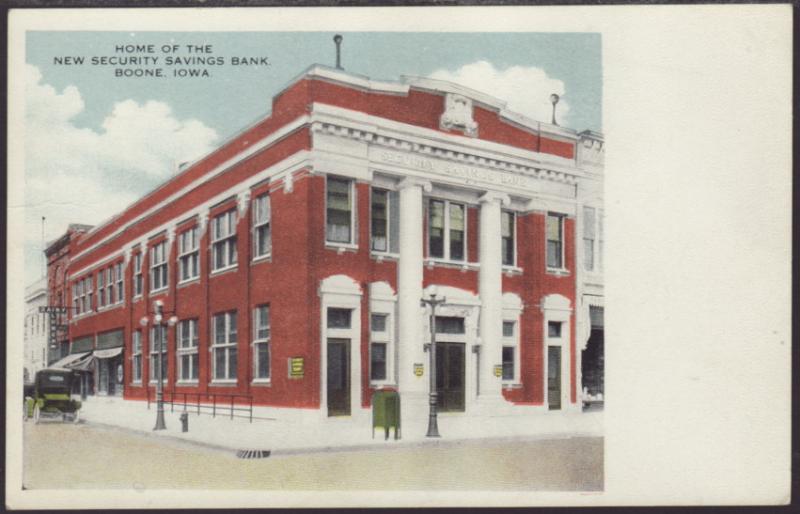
(493, 365, 503, 378)
(413, 363, 424, 377)
(288, 357, 304, 378)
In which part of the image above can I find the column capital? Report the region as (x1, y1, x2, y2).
(398, 176, 432, 193)
(479, 191, 511, 207)
(237, 189, 252, 217)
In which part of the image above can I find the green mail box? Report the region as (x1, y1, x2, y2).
(372, 390, 401, 440)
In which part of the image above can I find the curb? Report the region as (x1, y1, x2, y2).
(79, 417, 602, 459)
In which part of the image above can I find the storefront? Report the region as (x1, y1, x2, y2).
(95, 330, 124, 396)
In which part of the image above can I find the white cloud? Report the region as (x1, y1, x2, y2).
(23, 64, 219, 283)
(428, 60, 570, 125)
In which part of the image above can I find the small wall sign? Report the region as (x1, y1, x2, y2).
(493, 365, 503, 378)
(413, 363, 424, 377)
(288, 357, 304, 378)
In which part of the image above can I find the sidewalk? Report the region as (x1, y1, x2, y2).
(79, 396, 603, 456)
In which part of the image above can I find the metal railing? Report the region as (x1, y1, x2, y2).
(146, 389, 266, 422)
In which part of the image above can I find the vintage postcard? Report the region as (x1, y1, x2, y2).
(6, 5, 792, 510)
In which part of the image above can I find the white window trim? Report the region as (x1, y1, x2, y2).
(427, 198, 468, 264)
(325, 175, 358, 249)
(369, 187, 397, 255)
(211, 210, 239, 273)
(542, 294, 573, 411)
(252, 194, 272, 261)
(133, 252, 143, 298)
(252, 305, 271, 384)
(210, 311, 238, 383)
(546, 212, 569, 274)
(131, 330, 143, 384)
(178, 227, 200, 284)
(177, 319, 199, 382)
(501, 319, 521, 385)
(501, 209, 517, 268)
(369, 312, 394, 386)
(149, 242, 169, 294)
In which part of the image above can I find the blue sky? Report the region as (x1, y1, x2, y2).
(24, 31, 601, 284)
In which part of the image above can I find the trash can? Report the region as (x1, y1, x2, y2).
(372, 390, 401, 440)
(180, 411, 189, 432)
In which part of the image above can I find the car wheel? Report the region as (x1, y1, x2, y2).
(33, 404, 41, 424)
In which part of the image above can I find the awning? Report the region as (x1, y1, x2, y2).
(49, 352, 90, 369)
(94, 347, 123, 359)
(71, 354, 95, 371)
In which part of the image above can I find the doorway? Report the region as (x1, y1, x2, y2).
(327, 338, 351, 416)
(436, 342, 465, 412)
(548, 345, 562, 410)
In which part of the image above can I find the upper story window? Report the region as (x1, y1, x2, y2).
(370, 188, 399, 253)
(435, 316, 465, 335)
(97, 269, 106, 308)
(212, 210, 238, 272)
(149, 326, 168, 382)
(327, 307, 352, 329)
(326, 176, 354, 245)
(73, 276, 92, 315)
(178, 227, 199, 282)
(548, 321, 563, 338)
(546, 213, 565, 270)
(252, 194, 272, 259)
(252, 305, 271, 381)
(133, 253, 143, 297)
(428, 199, 465, 262)
(502, 211, 516, 267)
(150, 241, 168, 292)
(115, 263, 124, 303)
(106, 267, 114, 306)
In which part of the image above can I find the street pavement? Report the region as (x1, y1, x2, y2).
(23, 422, 603, 491)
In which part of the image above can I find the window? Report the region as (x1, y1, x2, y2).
(252, 305, 270, 380)
(179, 227, 199, 282)
(583, 206, 596, 272)
(150, 241, 168, 291)
(106, 267, 114, 305)
(327, 308, 351, 329)
(503, 321, 515, 338)
(546, 213, 564, 269)
(72, 284, 79, 315)
(502, 211, 515, 266)
(502, 346, 515, 381)
(253, 194, 271, 258)
(132, 330, 142, 383)
(212, 311, 238, 381)
(370, 188, 399, 253)
(177, 319, 199, 381)
(149, 326, 168, 382)
(370, 313, 389, 381)
(133, 253, 143, 297)
(435, 316, 465, 334)
(428, 199, 466, 261)
(548, 321, 562, 338)
(83, 277, 92, 313)
(115, 263, 124, 303)
(326, 176, 354, 244)
(212, 210, 238, 271)
(97, 270, 105, 308)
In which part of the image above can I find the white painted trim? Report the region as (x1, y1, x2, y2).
(541, 293, 573, 411)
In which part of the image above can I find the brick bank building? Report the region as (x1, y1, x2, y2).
(47, 64, 604, 430)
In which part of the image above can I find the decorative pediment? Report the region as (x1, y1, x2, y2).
(440, 93, 478, 137)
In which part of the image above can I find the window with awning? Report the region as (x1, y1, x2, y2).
(96, 329, 124, 350)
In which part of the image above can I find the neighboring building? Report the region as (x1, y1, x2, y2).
(23, 278, 48, 382)
(50, 64, 604, 428)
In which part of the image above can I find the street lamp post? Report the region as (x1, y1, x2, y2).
(421, 287, 447, 438)
(140, 299, 177, 431)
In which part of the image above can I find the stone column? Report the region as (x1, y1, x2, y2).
(397, 177, 431, 395)
(478, 191, 510, 401)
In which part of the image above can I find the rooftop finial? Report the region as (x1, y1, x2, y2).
(333, 34, 343, 70)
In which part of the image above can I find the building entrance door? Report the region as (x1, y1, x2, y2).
(548, 346, 562, 410)
(327, 338, 351, 416)
(436, 342, 465, 412)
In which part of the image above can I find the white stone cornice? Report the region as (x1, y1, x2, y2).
(479, 191, 511, 207)
(123, 246, 133, 268)
(197, 208, 211, 238)
(166, 226, 177, 249)
(398, 176, 432, 193)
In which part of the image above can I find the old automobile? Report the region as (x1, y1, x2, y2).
(24, 368, 81, 423)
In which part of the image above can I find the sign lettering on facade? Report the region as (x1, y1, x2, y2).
(288, 357, 304, 378)
(376, 149, 536, 192)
